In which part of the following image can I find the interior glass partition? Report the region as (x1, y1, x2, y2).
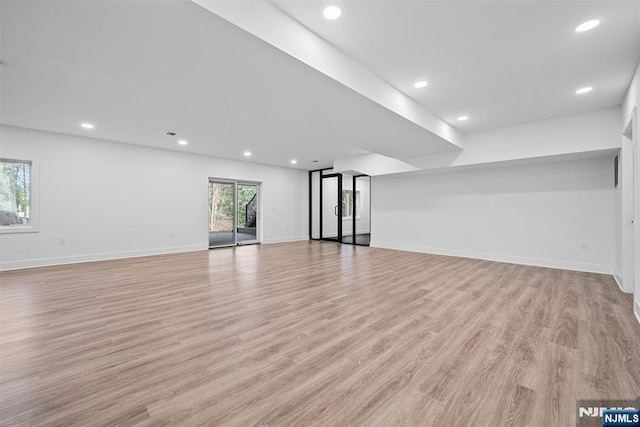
(354, 175, 371, 246)
(310, 171, 321, 239)
(309, 169, 370, 246)
(341, 174, 354, 243)
(321, 174, 340, 241)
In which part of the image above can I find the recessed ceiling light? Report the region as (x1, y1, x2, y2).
(576, 19, 600, 32)
(290, 159, 297, 164)
(244, 151, 252, 157)
(178, 140, 188, 145)
(576, 86, 593, 94)
(414, 80, 428, 89)
(323, 5, 341, 20)
(457, 116, 469, 121)
(80, 123, 94, 129)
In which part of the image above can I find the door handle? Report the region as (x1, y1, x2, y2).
(335, 206, 338, 216)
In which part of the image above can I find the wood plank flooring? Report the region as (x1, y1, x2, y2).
(1, 241, 639, 426)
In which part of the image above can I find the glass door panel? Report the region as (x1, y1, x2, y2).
(341, 174, 354, 244)
(321, 175, 340, 241)
(208, 181, 236, 247)
(310, 171, 321, 239)
(354, 176, 371, 246)
(237, 183, 258, 245)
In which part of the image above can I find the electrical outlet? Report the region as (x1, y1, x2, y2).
(59, 238, 66, 246)
(169, 232, 175, 239)
(581, 242, 589, 250)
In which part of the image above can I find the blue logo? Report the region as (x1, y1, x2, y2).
(602, 408, 640, 427)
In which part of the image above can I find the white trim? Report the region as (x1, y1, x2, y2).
(613, 268, 631, 293)
(0, 244, 204, 271)
(370, 240, 613, 274)
(635, 299, 640, 325)
(262, 235, 308, 244)
(0, 225, 38, 234)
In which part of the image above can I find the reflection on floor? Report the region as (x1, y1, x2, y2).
(341, 233, 371, 246)
(209, 230, 257, 247)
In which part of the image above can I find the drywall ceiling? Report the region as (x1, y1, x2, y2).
(1, 0, 639, 171)
(0, 0, 457, 170)
(271, 0, 640, 133)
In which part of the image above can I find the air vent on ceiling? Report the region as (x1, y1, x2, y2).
(166, 131, 177, 136)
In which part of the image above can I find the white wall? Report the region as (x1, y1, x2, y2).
(621, 60, 640, 321)
(371, 157, 614, 274)
(0, 125, 308, 270)
(409, 107, 621, 172)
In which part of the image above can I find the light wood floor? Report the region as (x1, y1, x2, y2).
(1, 242, 639, 426)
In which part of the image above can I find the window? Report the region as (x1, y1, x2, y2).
(342, 190, 360, 219)
(1, 158, 37, 232)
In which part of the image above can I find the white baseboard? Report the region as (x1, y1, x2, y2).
(0, 245, 205, 271)
(612, 268, 632, 293)
(370, 241, 613, 275)
(261, 235, 309, 244)
(1, 237, 313, 271)
(635, 300, 640, 325)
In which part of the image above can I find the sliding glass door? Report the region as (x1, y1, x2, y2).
(208, 179, 259, 248)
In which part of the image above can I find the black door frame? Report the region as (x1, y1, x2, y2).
(321, 172, 342, 243)
(309, 169, 370, 246)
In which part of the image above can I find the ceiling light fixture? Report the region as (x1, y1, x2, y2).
(457, 116, 469, 121)
(244, 151, 252, 157)
(81, 123, 94, 129)
(178, 140, 188, 145)
(575, 19, 600, 32)
(414, 80, 428, 89)
(290, 159, 297, 164)
(575, 86, 593, 94)
(323, 5, 341, 20)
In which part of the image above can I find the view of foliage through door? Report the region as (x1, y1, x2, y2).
(237, 185, 257, 226)
(208, 182, 258, 232)
(208, 182, 234, 232)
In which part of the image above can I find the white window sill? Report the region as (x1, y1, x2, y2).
(0, 226, 39, 234)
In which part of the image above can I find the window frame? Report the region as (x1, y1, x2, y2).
(0, 157, 39, 234)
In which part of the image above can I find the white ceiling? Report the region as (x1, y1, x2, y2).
(1, 0, 639, 170)
(272, 0, 640, 133)
(0, 0, 455, 170)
